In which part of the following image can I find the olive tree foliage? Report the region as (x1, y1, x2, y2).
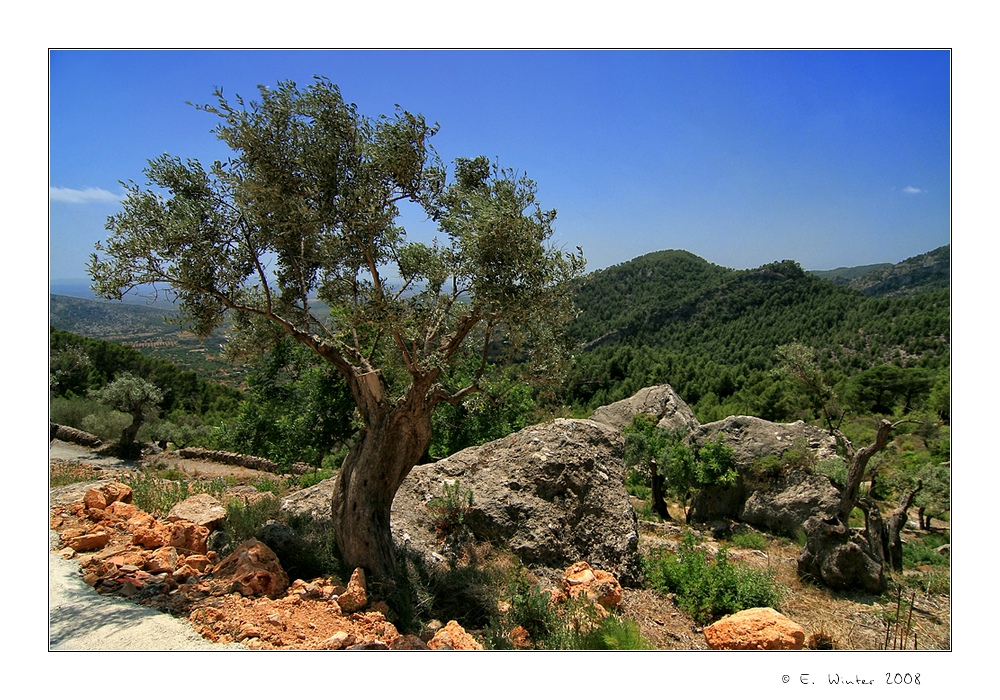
(92, 372, 164, 457)
(88, 78, 585, 580)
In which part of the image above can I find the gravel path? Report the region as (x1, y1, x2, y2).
(49, 537, 244, 650)
(48, 440, 244, 651)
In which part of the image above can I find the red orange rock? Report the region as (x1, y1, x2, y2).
(703, 607, 806, 650)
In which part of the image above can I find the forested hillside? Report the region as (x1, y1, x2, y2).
(50, 245, 951, 454)
(811, 245, 949, 298)
(50, 295, 240, 385)
(563, 250, 949, 424)
(49, 329, 242, 447)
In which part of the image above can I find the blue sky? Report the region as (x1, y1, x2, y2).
(49, 49, 950, 282)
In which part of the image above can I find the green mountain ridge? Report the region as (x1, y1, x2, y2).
(564, 248, 949, 419)
(809, 245, 950, 297)
(51, 244, 950, 424)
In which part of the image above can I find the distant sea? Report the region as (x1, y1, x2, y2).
(49, 279, 178, 309)
(49, 279, 96, 299)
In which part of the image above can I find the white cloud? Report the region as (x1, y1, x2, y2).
(902, 185, 925, 195)
(49, 186, 122, 204)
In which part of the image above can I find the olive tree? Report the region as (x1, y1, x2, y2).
(92, 372, 164, 457)
(89, 78, 584, 581)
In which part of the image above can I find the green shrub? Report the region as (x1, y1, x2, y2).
(645, 530, 781, 625)
(489, 580, 653, 650)
(80, 410, 132, 443)
(569, 611, 653, 650)
(270, 512, 343, 581)
(158, 467, 185, 481)
(901, 570, 950, 596)
(50, 395, 103, 431)
(498, 575, 562, 646)
(249, 476, 286, 496)
(902, 531, 950, 569)
(749, 454, 783, 480)
(123, 469, 227, 518)
(813, 457, 848, 487)
(223, 496, 282, 542)
(50, 461, 103, 487)
(292, 467, 336, 489)
(427, 480, 474, 538)
(729, 530, 769, 551)
(123, 469, 193, 517)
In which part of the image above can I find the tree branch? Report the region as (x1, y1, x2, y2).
(837, 419, 919, 523)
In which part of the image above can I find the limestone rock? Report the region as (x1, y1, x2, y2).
(64, 530, 110, 552)
(703, 607, 806, 650)
(561, 561, 623, 610)
(167, 493, 227, 530)
(740, 470, 840, 538)
(209, 539, 290, 599)
(84, 488, 108, 511)
(427, 620, 483, 650)
(589, 384, 700, 433)
(694, 415, 838, 467)
(508, 625, 532, 648)
(144, 546, 179, 574)
(337, 568, 367, 614)
(100, 482, 134, 505)
(84, 482, 134, 512)
(393, 418, 642, 585)
(106, 500, 138, 519)
(183, 554, 212, 572)
(390, 634, 430, 650)
(167, 520, 210, 555)
(280, 478, 337, 525)
(322, 631, 352, 650)
(257, 521, 301, 567)
(688, 482, 747, 523)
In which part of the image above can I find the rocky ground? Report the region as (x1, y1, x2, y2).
(48, 440, 950, 651)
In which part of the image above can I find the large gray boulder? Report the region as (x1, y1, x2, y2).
(280, 478, 335, 524)
(739, 470, 841, 538)
(686, 416, 840, 532)
(166, 493, 227, 530)
(392, 418, 643, 586)
(589, 384, 699, 434)
(693, 415, 838, 467)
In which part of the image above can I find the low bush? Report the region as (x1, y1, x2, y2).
(291, 467, 336, 489)
(645, 529, 781, 625)
(50, 460, 103, 487)
(728, 529, 769, 552)
(902, 531, 950, 569)
(123, 469, 226, 517)
(569, 611, 653, 650)
(427, 480, 475, 538)
(223, 495, 282, 543)
(813, 457, 848, 487)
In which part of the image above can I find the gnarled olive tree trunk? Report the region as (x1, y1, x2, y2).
(329, 373, 437, 583)
(798, 419, 910, 592)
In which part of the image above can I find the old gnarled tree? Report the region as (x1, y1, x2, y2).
(89, 78, 584, 581)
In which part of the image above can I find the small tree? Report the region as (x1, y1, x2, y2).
(89, 78, 583, 581)
(623, 415, 738, 523)
(623, 414, 672, 520)
(92, 373, 164, 457)
(774, 342, 843, 431)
